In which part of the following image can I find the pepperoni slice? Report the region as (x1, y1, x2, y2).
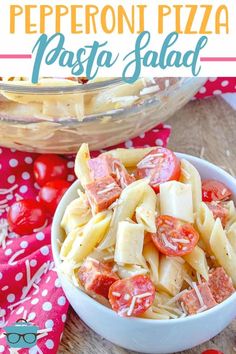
(136, 147, 181, 193)
(206, 202, 228, 227)
(150, 215, 199, 256)
(202, 180, 232, 202)
(108, 275, 155, 317)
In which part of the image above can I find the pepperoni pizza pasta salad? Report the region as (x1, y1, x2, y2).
(58, 144, 236, 319)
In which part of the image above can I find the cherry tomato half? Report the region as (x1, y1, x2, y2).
(136, 147, 181, 193)
(33, 154, 69, 186)
(201, 350, 224, 354)
(202, 180, 232, 203)
(206, 202, 228, 228)
(7, 199, 48, 236)
(39, 179, 70, 214)
(108, 275, 155, 317)
(151, 215, 199, 256)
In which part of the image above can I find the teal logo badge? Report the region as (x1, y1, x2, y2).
(4, 319, 39, 348)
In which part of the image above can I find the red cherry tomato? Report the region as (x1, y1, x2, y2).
(108, 275, 155, 317)
(7, 199, 48, 236)
(136, 147, 181, 193)
(39, 179, 70, 214)
(150, 215, 199, 256)
(202, 180, 232, 202)
(206, 202, 228, 227)
(33, 154, 69, 186)
(201, 350, 224, 354)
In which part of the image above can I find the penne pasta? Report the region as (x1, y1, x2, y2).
(74, 143, 93, 186)
(143, 242, 160, 287)
(105, 147, 155, 167)
(227, 222, 236, 253)
(61, 193, 92, 235)
(65, 211, 112, 263)
(210, 218, 236, 286)
(136, 184, 157, 233)
(196, 202, 215, 253)
(183, 245, 209, 281)
(180, 159, 202, 212)
(157, 256, 184, 296)
(97, 180, 148, 250)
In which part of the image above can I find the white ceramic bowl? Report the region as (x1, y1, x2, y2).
(52, 153, 236, 353)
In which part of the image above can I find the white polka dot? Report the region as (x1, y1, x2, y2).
(67, 161, 74, 168)
(5, 248, 12, 256)
(31, 298, 39, 305)
(20, 185, 28, 193)
(124, 140, 133, 148)
(10, 148, 16, 152)
(22, 172, 30, 180)
(29, 348, 38, 354)
(9, 159, 18, 167)
(30, 259, 37, 267)
(25, 157, 33, 164)
(42, 289, 48, 297)
(221, 80, 229, 87)
(16, 306, 24, 315)
(67, 174, 75, 182)
(0, 148, 2, 154)
(139, 133, 145, 138)
(45, 319, 54, 329)
(0, 272, 2, 280)
(20, 241, 28, 249)
(42, 302, 52, 311)
(155, 139, 164, 146)
(28, 312, 36, 321)
(46, 276, 51, 284)
(213, 90, 222, 95)
(6, 194, 14, 200)
(7, 175, 16, 184)
(2, 286, 8, 291)
(199, 86, 206, 94)
(57, 296, 66, 306)
(40, 246, 49, 256)
(36, 232, 45, 241)
(61, 314, 67, 323)
(7, 294, 15, 303)
(15, 272, 23, 281)
(0, 345, 5, 352)
(34, 182, 40, 190)
(55, 278, 61, 288)
(0, 164, 2, 170)
(209, 77, 217, 82)
(45, 339, 54, 349)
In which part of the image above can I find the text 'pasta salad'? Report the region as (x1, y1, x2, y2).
(59, 144, 236, 319)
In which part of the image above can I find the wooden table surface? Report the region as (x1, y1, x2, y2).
(59, 96, 236, 354)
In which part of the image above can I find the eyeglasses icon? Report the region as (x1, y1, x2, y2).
(5, 332, 38, 344)
(4, 319, 39, 349)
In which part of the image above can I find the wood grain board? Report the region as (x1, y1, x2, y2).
(59, 97, 236, 354)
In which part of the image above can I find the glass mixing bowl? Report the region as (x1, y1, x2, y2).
(0, 77, 206, 153)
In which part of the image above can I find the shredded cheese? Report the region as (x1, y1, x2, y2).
(196, 305, 207, 313)
(192, 282, 205, 307)
(8, 249, 25, 265)
(166, 290, 189, 305)
(171, 238, 190, 244)
(112, 292, 121, 297)
(33, 219, 48, 233)
(8, 296, 31, 310)
(97, 183, 117, 195)
(0, 184, 18, 195)
(162, 234, 177, 251)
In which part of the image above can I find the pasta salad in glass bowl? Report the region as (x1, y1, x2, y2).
(52, 144, 236, 353)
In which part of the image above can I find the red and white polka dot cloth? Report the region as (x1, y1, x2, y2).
(195, 77, 236, 98)
(0, 77, 235, 354)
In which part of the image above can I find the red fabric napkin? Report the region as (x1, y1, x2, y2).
(0, 123, 171, 354)
(196, 77, 236, 98)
